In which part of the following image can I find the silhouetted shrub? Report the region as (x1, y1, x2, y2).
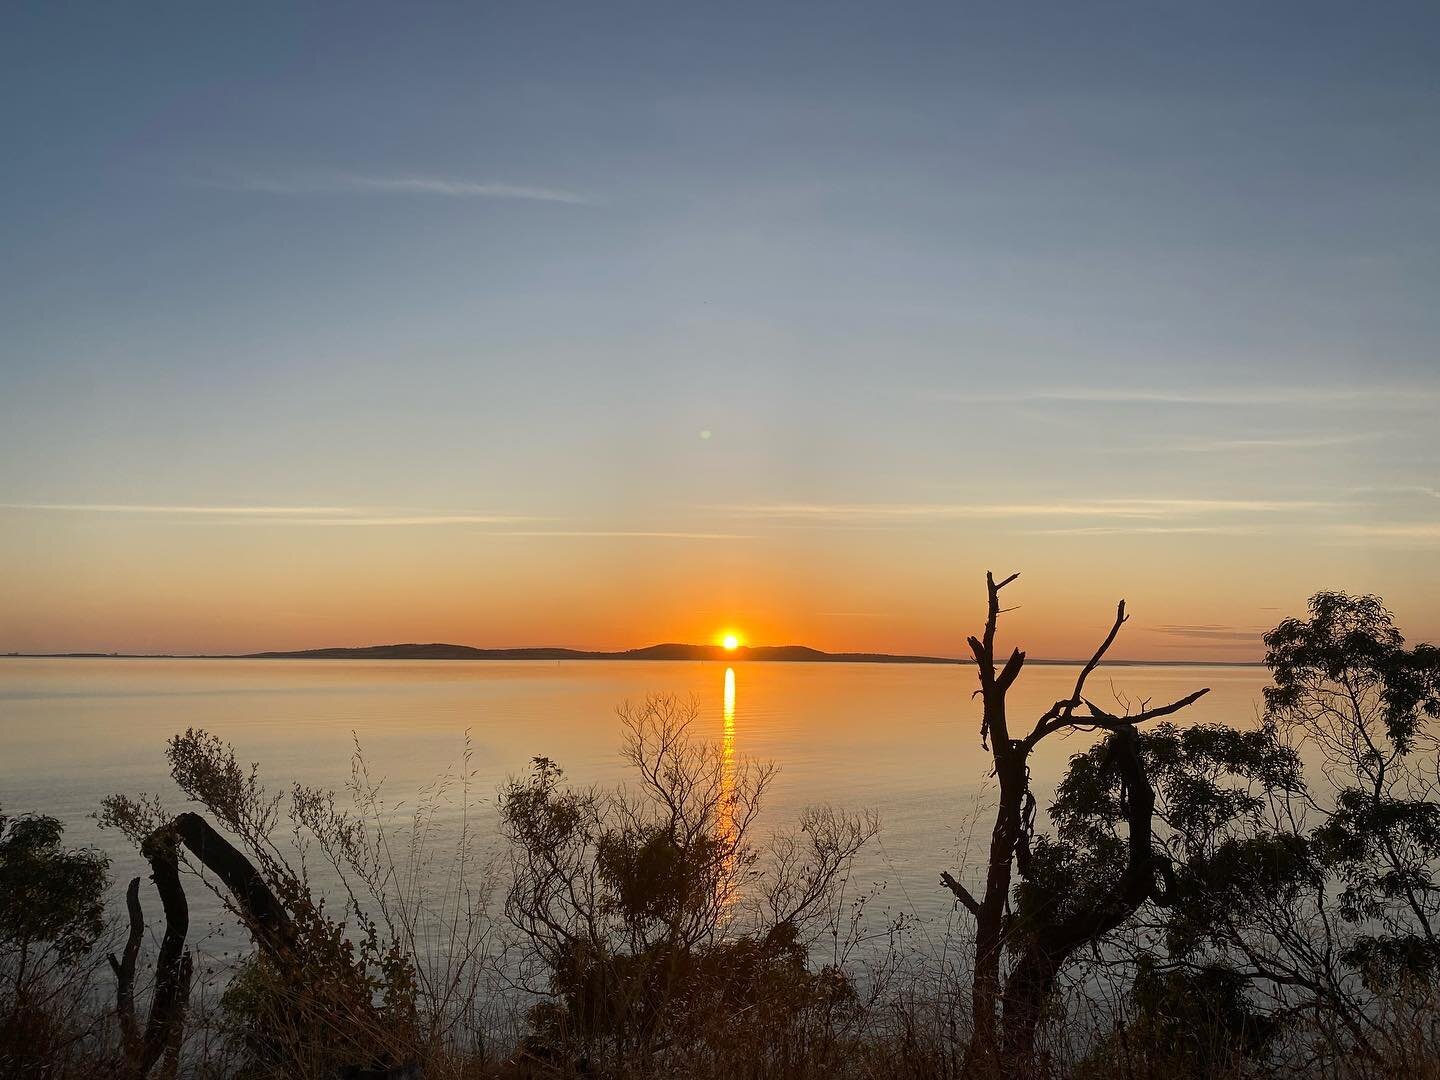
(500, 695, 876, 1074)
(0, 808, 112, 1078)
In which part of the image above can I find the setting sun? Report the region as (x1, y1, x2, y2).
(722, 633, 740, 651)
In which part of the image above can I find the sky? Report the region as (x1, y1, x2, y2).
(2, 1, 1438, 660)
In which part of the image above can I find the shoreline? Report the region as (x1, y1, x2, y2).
(0, 652, 1265, 667)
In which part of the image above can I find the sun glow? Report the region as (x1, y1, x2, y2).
(722, 633, 740, 651)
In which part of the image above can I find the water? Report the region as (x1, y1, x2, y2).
(0, 658, 1268, 957)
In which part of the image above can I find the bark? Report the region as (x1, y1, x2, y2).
(136, 827, 192, 1078)
(959, 572, 1027, 1075)
(967, 747, 1026, 1075)
(109, 876, 144, 1060)
(169, 811, 295, 957)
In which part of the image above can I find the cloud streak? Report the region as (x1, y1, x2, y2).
(936, 387, 1440, 408)
(1326, 523, 1440, 541)
(1167, 433, 1384, 453)
(715, 498, 1342, 522)
(1, 503, 361, 516)
(1023, 525, 1266, 536)
(212, 172, 590, 204)
(1146, 624, 1267, 642)
(1, 503, 537, 525)
(0, 503, 747, 539)
(493, 531, 752, 540)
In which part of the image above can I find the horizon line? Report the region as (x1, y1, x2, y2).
(0, 640, 1267, 667)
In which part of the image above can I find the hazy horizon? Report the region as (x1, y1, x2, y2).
(6, 633, 1271, 666)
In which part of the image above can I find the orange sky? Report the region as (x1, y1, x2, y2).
(3, 499, 1437, 660)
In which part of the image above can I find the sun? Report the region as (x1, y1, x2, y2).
(722, 633, 740, 651)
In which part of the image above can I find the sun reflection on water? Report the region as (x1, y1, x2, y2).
(717, 666, 738, 910)
(719, 666, 736, 839)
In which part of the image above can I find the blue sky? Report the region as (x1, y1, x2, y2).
(2, 1, 1438, 655)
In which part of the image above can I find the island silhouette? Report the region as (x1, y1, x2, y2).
(7, 642, 1261, 665)
(242, 642, 961, 664)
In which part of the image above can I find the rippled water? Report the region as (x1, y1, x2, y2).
(0, 658, 1268, 956)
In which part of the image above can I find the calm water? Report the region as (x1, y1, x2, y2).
(0, 658, 1268, 954)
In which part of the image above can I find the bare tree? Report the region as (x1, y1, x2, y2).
(500, 695, 877, 1074)
(942, 572, 1209, 1072)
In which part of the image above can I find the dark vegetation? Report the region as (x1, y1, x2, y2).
(2, 575, 1439, 1079)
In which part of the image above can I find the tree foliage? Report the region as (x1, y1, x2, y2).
(1018, 719, 1304, 943)
(0, 809, 109, 971)
(1075, 590, 1440, 1068)
(1264, 592, 1440, 986)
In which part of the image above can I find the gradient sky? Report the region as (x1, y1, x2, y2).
(2, 1, 1438, 659)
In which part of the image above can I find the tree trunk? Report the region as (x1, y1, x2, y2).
(944, 574, 1204, 1077)
(109, 876, 144, 1061)
(137, 828, 192, 1078)
(169, 811, 295, 956)
(967, 748, 1026, 1074)
(1000, 727, 1163, 1063)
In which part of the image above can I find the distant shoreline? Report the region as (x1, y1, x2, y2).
(1, 643, 1265, 667)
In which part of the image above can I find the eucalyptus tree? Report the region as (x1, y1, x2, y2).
(1264, 591, 1440, 984)
(1076, 591, 1440, 1070)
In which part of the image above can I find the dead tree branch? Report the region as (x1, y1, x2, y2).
(168, 811, 295, 957)
(109, 876, 144, 1059)
(944, 571, 1211, 1073)
(940, 871, 982, 916)
(1082, 689, 1211, 729)
(136, 826, 192, 1079)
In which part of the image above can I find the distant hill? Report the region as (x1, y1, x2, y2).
(6, 644, 1262, 666)
(243, 642, 965, 665)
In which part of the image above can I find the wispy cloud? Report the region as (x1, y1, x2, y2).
(1326, 523, 1440, 541)
(715, 498, 1340, 522)
(935, 387, 1440, 408)
(1167, 433, 1384, 453)
(1023, 525, 1266, 536)
(210, 171, 590, 204)
(1148, 639, 1261, 652)
(241, 515, 543, 527)
(0, 503, 361, 516)
(1343, 485, 1440, 500)
(226, 522, 749, 539)
(495, 531, 752, 540)
(1, 503, 537, 525)
(1146, 624, 1266, 642)
(0, 503, 746, 539)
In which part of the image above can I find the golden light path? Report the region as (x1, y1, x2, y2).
(718, 665, 738, 910)
(720, 666, 736, 833)
(723, 666, 736, 755)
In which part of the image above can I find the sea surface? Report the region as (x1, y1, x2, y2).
(0, 658, 1269, 964)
